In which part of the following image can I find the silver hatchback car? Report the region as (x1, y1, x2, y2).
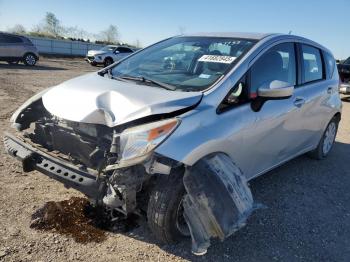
(4, 33, 341, 255)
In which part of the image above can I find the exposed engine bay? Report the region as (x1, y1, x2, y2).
(11, 99, 176, 215)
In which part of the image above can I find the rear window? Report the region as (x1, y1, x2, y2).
(301, 45, 324, 83)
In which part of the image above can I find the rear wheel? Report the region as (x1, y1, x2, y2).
(23, 53, 37, 66)
(308, 116, 339, 159)
(147, 169, 190, 243)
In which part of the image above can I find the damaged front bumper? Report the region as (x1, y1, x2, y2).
(3, 132, 102, 198)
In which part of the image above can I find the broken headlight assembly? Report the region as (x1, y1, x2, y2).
(117, 118, 180, 167)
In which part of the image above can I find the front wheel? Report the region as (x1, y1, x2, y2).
(103, 57, 113, 67)
(23, 53, 37, 66)
(308, 116, 339, 159)
(147, 169, 190, 243)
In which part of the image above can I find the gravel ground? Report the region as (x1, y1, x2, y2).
(0, 58, 349, 262)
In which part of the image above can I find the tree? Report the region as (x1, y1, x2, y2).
(7, 24, 26, 34)
(43, 12, 63, 37)
(64, 26, 89, 40)
(99, 25, 119, 43)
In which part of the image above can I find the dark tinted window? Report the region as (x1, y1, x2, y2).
(323, 51, 335, 79)
(117, 47, 133, 53)
(301, 45, 323, 83)
(343, 57, 350, 65)
(0, 34, 23, 43)
(250, 42, 296, 96)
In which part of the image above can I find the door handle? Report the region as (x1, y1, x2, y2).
(294, 97, 305, 108)
(327, 87, 333, 94)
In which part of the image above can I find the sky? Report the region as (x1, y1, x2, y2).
(0, 0, 349, 58)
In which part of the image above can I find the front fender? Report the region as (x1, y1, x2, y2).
(182, 153, 257, 255)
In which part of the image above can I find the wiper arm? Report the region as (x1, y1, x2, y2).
(118, 75, 176, 91)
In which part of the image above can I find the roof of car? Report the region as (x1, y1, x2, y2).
(183, 32, 277, 40)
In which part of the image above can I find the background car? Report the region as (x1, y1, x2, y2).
(0, 32, 39, 66)
(337, 56, 350, 82)
(85, 45, 134, 67)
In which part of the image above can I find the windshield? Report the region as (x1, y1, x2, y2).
(111, 37, 256, 91)
(101, 46, 117, 52)
(344, 57, 350, 65)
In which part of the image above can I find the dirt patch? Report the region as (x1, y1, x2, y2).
(30, 197, 108, 243)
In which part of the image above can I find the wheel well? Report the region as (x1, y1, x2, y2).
(104, 56, 113, 62)
(334, 112, 341, 122)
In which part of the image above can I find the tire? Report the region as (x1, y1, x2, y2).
(308, 116, 339, 160)
(104, 57, 113, 67)
(147, 168, 190, 243)
(23, 53, 37, 66)
(7, 60, 19, 65)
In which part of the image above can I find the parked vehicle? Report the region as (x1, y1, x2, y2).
(337, 56, 350, 83)
(339, 83, 350, 95)
(85, 45, 134, 67)
(0, 32, 39, 66)
(4, 33, 341, 255)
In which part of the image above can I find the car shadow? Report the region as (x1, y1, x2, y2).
(113, 141, 350, 261)
(0, 63, 66, 71)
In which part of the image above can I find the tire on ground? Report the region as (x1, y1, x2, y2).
(307, 116, 339, 160)
(23, 53, 37, 66)
(147, 168, 188, 243)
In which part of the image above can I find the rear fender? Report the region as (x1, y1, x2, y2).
(183, 153, 256, 255)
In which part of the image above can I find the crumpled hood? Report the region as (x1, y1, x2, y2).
(87, 50, 108, 56)
(42, 73, 202, 127)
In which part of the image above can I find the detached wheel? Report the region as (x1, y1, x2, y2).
(147, 169, 190, 243)
(308, 116, 339, 159)
(23, 53, 37, 66)
(104, 57, 113, 67)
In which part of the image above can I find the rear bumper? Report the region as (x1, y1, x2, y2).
(3, 132, 101, 198)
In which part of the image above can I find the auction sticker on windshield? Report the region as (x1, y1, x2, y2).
(198, 55, 236, 64)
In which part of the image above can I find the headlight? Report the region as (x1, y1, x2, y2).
(119, 118, 180, 165)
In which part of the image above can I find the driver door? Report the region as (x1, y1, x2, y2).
(242, 42, 307, 179)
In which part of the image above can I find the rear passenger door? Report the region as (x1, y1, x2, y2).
(295, 44, 333, 148)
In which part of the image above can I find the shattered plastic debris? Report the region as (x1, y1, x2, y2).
(30, 197, 139, 243)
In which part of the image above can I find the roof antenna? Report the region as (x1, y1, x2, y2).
(288, 30, 292, 35)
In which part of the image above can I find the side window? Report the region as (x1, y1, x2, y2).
(118, 47, 132, 53)
(218, 75, 249, 112)
(301, 45, 324, 83)
(250, 43, 296, 97)
(1, 35, 23, 43)
(323, 51, 335, 79)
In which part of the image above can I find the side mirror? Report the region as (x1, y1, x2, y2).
(336, 59, 341, 64)
(114, 50, 120, 54)
(257, 80, 294, 99)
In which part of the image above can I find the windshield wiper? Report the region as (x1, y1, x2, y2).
(116, 75, 176, 91)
